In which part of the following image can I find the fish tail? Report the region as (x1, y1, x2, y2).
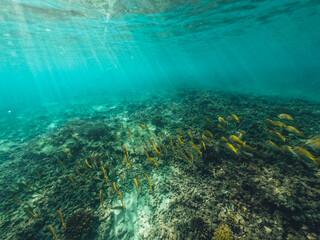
(313, 158, 320, 166)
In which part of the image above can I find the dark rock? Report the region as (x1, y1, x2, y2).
(64, 208, 96, 240)
(189, 216, 213, 240)
(79, 122, 109, 141)
(202, 145, 220, 164)
(151, 116, 165, 128)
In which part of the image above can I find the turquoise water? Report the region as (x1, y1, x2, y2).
(1, 0, 320, 107)
(1, 1, 320, 240)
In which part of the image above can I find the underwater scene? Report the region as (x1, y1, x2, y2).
(1, 0, 320, 239)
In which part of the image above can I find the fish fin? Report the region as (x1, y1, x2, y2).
(313, 158, 320, 166)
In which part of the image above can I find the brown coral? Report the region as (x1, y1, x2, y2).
(214, 223, 233, 240)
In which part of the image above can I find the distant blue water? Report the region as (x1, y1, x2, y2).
(0, 0, 320, 108)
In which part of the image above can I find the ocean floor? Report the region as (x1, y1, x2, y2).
(0, 88, 320, 240)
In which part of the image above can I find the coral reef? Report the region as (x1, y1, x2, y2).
(0, 88, 320, 239)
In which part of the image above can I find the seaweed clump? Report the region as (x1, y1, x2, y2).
(214, 223, 233, 240)
(189, 216, 213, 240)
(64, 208, 96, 240)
